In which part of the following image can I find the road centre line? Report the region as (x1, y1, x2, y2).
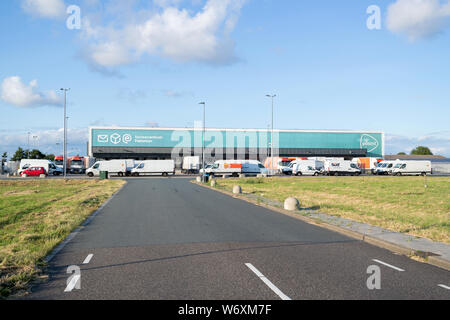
(83, 254, 94, 264)
(245, 263, 292, 301)
(372, 259, 405, 272)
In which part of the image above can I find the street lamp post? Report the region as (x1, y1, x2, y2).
(61, 88, 70, 178)
(266, 94, 276, 175)
(27, 132, 31, 158)
(199, 102, 206, 182)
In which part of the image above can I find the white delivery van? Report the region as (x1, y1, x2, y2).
(292, 160, 324, 176)
(131, 160, 175, 177)
(18, 159, 62, 176)
(86, 160, 128, 177)
(324, 160, 361, 176)
(392, 161, 432, 176)
(374, 161, 397, 175)
(203, 160, 267, 177)
(182, 156, 200, 174)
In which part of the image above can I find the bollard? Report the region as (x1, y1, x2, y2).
(284, 197, 300, 211)
(222, 175, 227, 179)
(39, 174, 46, 179)
(239, 174, 246, 179)
(233, 185, 242, 194)
(196, 177, 202, 183)
(210, 179, 217, 188)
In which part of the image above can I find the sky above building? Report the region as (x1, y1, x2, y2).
(1, 0, 449, 157)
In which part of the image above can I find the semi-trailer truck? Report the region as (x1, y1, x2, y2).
(68, 156, 86, 174)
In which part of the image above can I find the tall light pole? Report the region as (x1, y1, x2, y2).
(61, 88, 70, 178)
(266, 94, 276, 175)
(199, 102, 206, 182)
(27, 132, 31, 158)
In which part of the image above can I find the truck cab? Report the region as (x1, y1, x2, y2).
(69, 157, 85, 174)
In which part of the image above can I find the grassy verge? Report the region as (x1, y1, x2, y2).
(0, 179, 125, 298)
(213, 177, 450, 244)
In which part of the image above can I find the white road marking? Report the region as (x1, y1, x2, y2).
(245, 263, 292, 301)
(438, 284, 450, 290)
(83, 254, 94, 264)
(64, 275, 80, 293)
(372, 259, 405, 272)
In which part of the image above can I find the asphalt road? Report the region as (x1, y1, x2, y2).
(23, 178, 449, 300)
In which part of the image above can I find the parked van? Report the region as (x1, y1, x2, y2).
(392, 161, 432, 176)
(292, 160, 324, 176)
(324, 160, 361, 176)
(131, 160, 175, 176)
(203, 160, 267, 177)
(18, 159, 62, 176)
(264, 157, 305, 174)
(374, 160, 399, 175)
(86, 160, 127, 177)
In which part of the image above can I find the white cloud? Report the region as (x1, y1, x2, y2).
(386, 0, 450, 41)
(385, 131, 450, 156)
(80, 0, 247, 69)
(0, 128, 88, 157)
(1, 76, 62, 108)
(21, 0, 66, 19)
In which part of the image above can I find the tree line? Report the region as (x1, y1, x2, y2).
(2, 147, 56, 162)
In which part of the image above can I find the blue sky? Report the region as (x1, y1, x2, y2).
(1, 0, 450, 157)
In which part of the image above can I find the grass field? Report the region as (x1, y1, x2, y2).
(215, 177, 450, 244)
(0, 179, 125, 298)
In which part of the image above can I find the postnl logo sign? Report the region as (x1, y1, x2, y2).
(360, 134, 379, 152)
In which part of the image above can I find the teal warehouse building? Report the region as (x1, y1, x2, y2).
(89, 127, 384, 161)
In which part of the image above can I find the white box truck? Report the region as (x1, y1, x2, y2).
(324, 160, 361, 176)
(18, 159, 63, 176)
(392, 161, 432, 176)
(292, 160, 324, 176)
(182, 156, 200, 174)
(131, 160, 175, 176)
(86, 160, 128, 177)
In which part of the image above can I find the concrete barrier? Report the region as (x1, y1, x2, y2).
(39, 174, 46, 179)
(284, 197, 300, 211)
(239, 174, 246, 178)
(233, 185, 242, 194)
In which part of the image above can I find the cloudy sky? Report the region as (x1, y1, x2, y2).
(1, 0, 450, 157)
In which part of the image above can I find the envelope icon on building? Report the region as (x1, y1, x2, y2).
(97, 135, 109, 143)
